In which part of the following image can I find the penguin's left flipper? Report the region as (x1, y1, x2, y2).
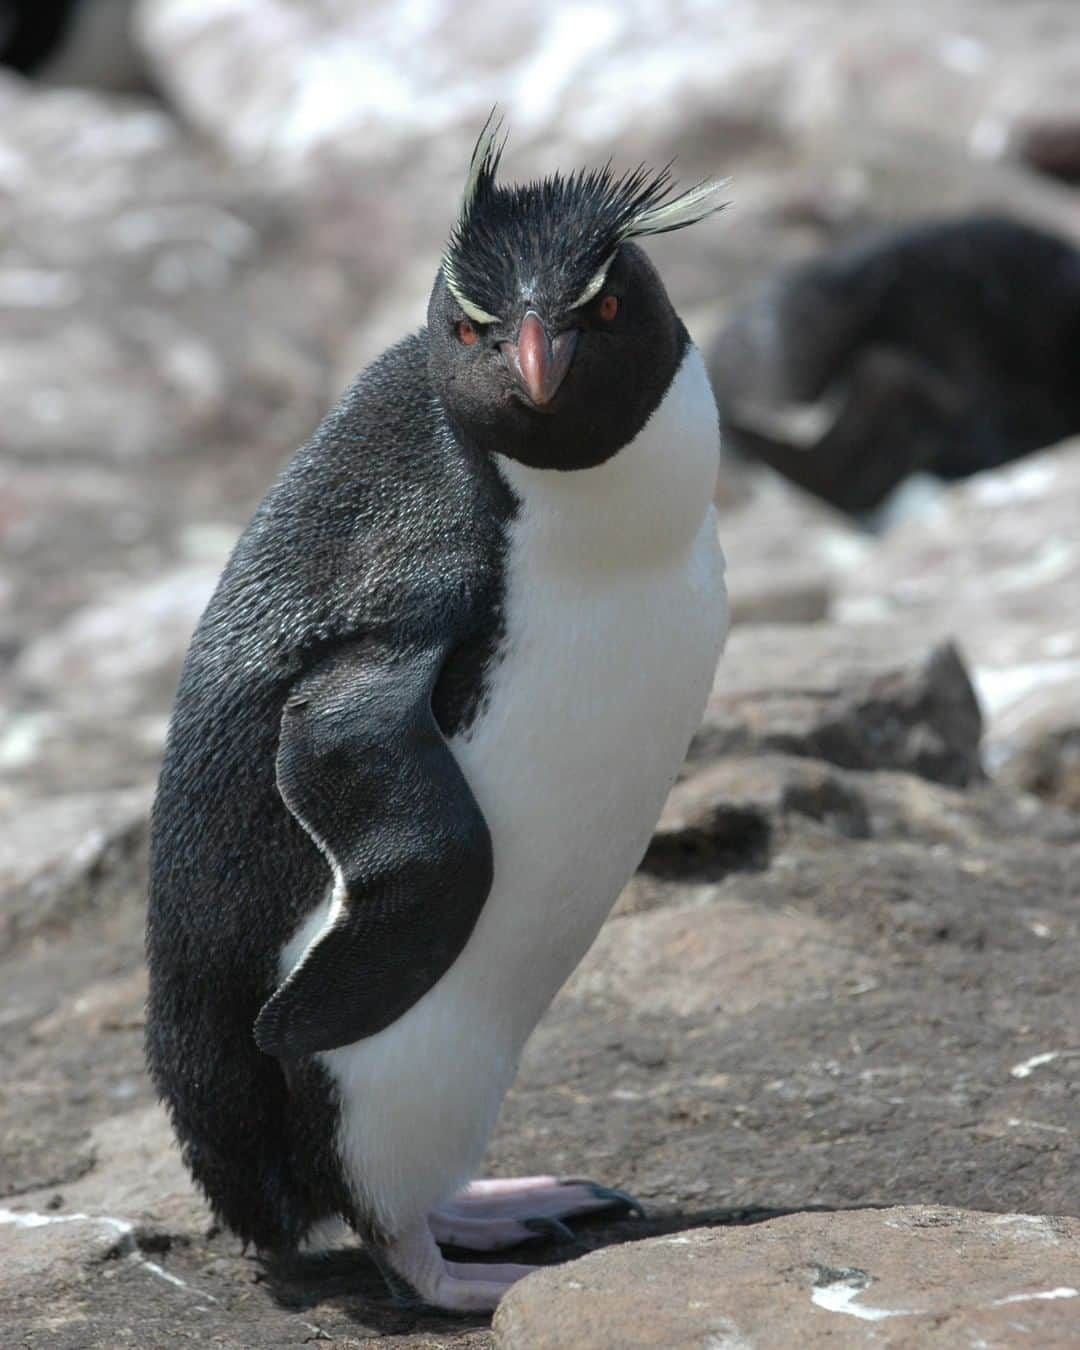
(253, 638, 493, 1060)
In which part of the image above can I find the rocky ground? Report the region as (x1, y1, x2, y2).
(3, 3, 1080, 1346)
(4, 588, 1080, 1347)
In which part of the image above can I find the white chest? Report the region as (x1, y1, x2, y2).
(447, 344, 727, 1027)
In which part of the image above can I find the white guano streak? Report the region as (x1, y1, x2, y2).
(992, 1288, 1078, 1307)
(811, 1276, 913, 1322)
(1010, 1051, 1061, 1079)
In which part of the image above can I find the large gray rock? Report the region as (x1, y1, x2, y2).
(2, 1109, 227, 1348)
(517, 763, 1080, 1224)
(633, 746, 1080, 906)
(3, 1107, 205, 1254)
(694, 623, 983, 785)
(493, 1207, 1080, 1349)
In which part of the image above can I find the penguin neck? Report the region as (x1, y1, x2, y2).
(494, 343, 719, 573)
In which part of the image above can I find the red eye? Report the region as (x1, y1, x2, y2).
(599, 294, 619, 321)
(455, 319, 478, 346)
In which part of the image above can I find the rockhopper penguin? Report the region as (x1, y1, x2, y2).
(708, 216, 1080, 517)
(146, 120, 729, 1313)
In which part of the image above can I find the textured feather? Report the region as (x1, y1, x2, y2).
(442, 122, 728, 325)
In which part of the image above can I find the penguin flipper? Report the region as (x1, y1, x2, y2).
(254, 639, 493, 1059)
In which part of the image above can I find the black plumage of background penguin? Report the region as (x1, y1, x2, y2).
(709, 215, 1080, 521)
(0, 0, 145, 91)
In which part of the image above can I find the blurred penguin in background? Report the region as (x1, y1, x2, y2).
(0, 0, 146, 92)
(709, 216, 1080, 523)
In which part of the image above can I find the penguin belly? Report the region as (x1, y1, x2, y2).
(294, 346, 726, 1237)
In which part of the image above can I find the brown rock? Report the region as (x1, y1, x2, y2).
(11, 1106, 206, 1235)
(2, 1110, 216, 1347)
(493, 1206, 1080, 1349)
(654, 754, 869, 856)
(649, 752, 1079, 870)
(0, 1108, 201, 1298)
(567, 891, 876, 1024)
(516, 778, 1080, 1222)
(0, 1210, 134, 1292)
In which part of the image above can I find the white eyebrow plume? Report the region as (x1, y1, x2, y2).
(442, 273, 500, 325)
(626, 176, 731, 237)
(568, 176, 729, 310)
(569, 251, 617, 310)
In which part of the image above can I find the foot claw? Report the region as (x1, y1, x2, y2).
(588, 1184, 647, 1219)
(521, 1215, 576, 1245)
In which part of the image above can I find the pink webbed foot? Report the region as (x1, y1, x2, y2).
(374, 1219, 535, 1313)
(428, 1174, 645, 1252)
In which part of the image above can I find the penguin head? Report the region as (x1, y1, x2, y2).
(427, 118, 727, 471)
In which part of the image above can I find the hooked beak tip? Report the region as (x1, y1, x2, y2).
(502, 311, 577, 408)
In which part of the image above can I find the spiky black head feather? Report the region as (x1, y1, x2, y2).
(442, 116, 728, 326)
